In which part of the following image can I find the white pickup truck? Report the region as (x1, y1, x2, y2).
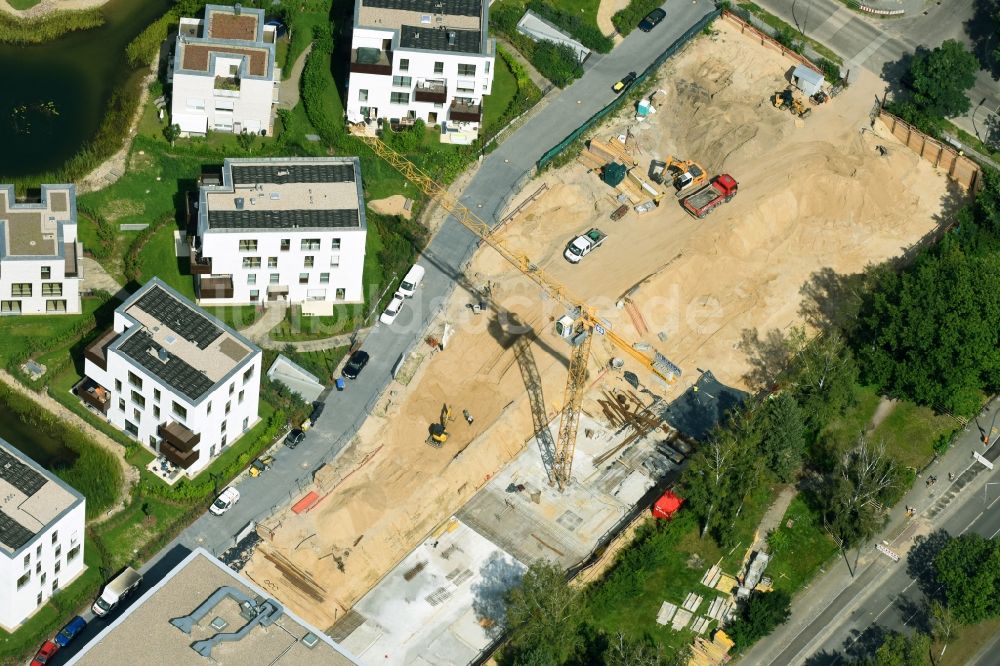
(564, 228, 607, 263)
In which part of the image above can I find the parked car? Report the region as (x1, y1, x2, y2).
(612, 71, 637, 94)
(210, 487, 240, 515)
(380, 293, 405, 325)
(398, 264, 426, 298)
(309, 402, 325, 423)
(54, 616, 87, 648)
(638, 8, 666, 32)
(286, 428, 306, 449)
(342, 350, 370, 379)
(30, 640, 59, 666)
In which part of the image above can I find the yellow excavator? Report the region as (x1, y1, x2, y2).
(772, 88, 811, 118)
(428, 403, 452, 447)
(649, 156, 708, 197)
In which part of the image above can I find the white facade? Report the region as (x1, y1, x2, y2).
(170, 5, 278, 136)
(0, 440, 86, 631)
(194, 157, 367, 307)
(82, 279, 262, 477)
(0, 184, 83, 315)
(345, 0, 495, 136)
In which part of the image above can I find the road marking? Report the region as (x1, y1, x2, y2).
(848, 33, 890, 69)
(962, 512, 985, 535)
(991, 524, 1000, 539)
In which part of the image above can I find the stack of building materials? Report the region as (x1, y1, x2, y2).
(701, 564, 722, 588)
(672, 608, 693, 630)
(656, 601, 678, 626)
(682, 592, 704, 613)
(706, 596, 736, 622)
(690, 616, 711, 634)
(689, 630, 734, 666)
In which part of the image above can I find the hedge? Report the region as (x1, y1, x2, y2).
(481, 46, 544, 142)
(612, 0, 664, 36)
(0, 8, 104, 45)
(530, 40, 583, 88)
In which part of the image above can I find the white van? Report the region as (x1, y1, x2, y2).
(92, 567, 142, 617)
(398, 264, 425, 298)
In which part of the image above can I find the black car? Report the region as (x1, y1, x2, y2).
(638, 8, 666, 32)
(310, 401, 325, 423)
(342, 350, 370, 379)
(285, 428, 305, 449)
(612, 71, 638, 94)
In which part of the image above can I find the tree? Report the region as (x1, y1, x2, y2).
(237, 130, 256, 153)
(906, 40, 979, 118)
(818, 436, 897, 576)
(788, 329, 859, 434)
(163, 123, 180, 147)
(934, 533, 1000, 624)
(857, 630, 931, 666)
(929, 600, 956, 663)
(502, 560, 582, 663)
(603, 632, 689, 666)
(760, 392, 806, 481)
(727, 590, 792, 650)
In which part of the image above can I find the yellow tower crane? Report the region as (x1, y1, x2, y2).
(359, 134, 681, 490)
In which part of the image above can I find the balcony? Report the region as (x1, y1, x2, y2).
(159, 439, 201, 469)
(64, 241, 81, 278)
(77, 378, 110, 415)
(190, 248, 212, 275)
(414, 79, 447, 104)
(158, 421, 201, 452)
(84, 328, 119, 372)
(198, 275, 233, 299)
(350, 47, 391, 76)
(449, 100, 481, 123)
(214, 76, 241, 96)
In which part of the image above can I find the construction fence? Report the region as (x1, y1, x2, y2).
(721, 9, 825, 74)
(878, 110, 984, 192)
(535, 8, 722, 172)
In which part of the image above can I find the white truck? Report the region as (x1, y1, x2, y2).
(564, 228, 607, 263)
(92, 567, 142, 617)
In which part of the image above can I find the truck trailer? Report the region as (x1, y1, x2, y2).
(681, 174, 738, 218)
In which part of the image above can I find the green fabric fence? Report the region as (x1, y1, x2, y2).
(536, 8, 722, 172)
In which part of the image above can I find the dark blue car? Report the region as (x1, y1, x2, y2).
(54, 616, 87, 648)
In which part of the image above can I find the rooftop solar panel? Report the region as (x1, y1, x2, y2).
(134, 286, 223, 350)
(399, 25, 481, 53)
(0, 447, 46, 497)
(362, 0, 481, 18)
(0, 512, 35, 550)
(118, 331, 215, 401)
(208, 208, 360, 230)
(230, 163, 356, 185)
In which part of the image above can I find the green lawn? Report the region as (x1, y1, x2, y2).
(494, 0, 603, 38)
(872, 401, 957, 470)
(6, 0, 42, 9)
(765, 495, 839, 592)
(820, 384, 882, 452)
(138, 222, 195, 299)
(482, 48, 519, 131)
(285, 346, 349, 382)
(0, 298, 103, 365)
(91, 495, 195, 571)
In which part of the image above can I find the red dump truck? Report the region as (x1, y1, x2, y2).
(681, 174, 738, 218)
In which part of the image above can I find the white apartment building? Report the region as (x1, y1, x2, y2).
(81, 278, 262, 477)
(191, 157, 367, 309)
(170, 4, 279, 136)
(345, 0, 495, 138)
(0, 184, 83, 315)
(0, 439, 86, 631)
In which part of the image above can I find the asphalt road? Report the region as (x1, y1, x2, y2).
(754, 0, 1000, 142)
(43, 2, 719, 661)
(749, 398, 1000, 665)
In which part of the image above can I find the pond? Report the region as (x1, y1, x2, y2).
(0, 0, 172, 178)
(0, 395, 77, 469)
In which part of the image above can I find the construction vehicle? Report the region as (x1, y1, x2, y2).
(771, 88, 812, 118)
(649, 157, 708, 196)
(681, 174, 739, 219)
(428, 403, 452, 447)
(355, 132, 681, 491)
(564, 228, 607, 263)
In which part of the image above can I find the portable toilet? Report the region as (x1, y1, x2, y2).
(791, 64, 824, 96)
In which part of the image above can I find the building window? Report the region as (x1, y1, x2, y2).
(52, 579, 58, 593)
(330, 255, 340, 267)
(42, 282, 62, 296)
(221, 420, 227, 433)
(11, 283, 31, 297)
(17, 571, 29, 589)
(358, 88, 368, 101)
(125, 420, 138, 437)
(153, 405, 160, 419)
(238, 239, 258, 252)
(115, 379, 122, 392)
(485, 61, 491, 73)
(172, 401, 187, 420)
(1, 300, 21, 313)
(221, 435, 228, 447)
(269, 273, 279, 284)
(331, 237, 341, 250)
(399, 58, 409, 71)
(458, 63, 476, 76)
(457, 85, 474, 94)
(304, 256, 315, 268)
(280, 239, 290, 251)
(238, 389, 245, 404)
(336, 288, 346, 300)
(46, 300, 67, 312)
(434, 61, 444, 74)
(23, 554, 29, 568)
(54, 560, 61, 574)
(247, 273, 257, 285)
(118, 398, 125, 412)
(67, 545, 80, 563)
(133, 408, 141, 422)
(131, 390, 145, 409)
(320, 272, 330, 284)
(242, 256, 261, 269)
(299, 273, 309, 284)
(243, 366, 254, 383)
(52, 531, 58, 544)
(301, 239, 320, 251)
(390, 92, 410, 105)
(153, 388, 160, 402)
(268, 257, 277, 268)
(36, 591, 43, 606)
(229, 382, 235, 395)
(392, 75, 412, 87)
(128, 371, 143, 389)
(225, 401, 231, 415)
(242, 416, 249, 431)
(41, 266, 51, 279)
(250, 289, 260, 301)
(54, 545, 60, 560)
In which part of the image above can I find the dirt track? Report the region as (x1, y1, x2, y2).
(243, 18, 955, 630)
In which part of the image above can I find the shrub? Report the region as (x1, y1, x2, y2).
(612, 0, 665, 37)
(817, 57, 841, 83)
(490, 2, 524, 35)
(527, 0, 613, 53)
(125, 12, 175, 68)
(530, 40, 583, 88)
(0, 8, 104, 45)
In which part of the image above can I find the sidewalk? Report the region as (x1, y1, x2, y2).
(740, 399, 996, 664)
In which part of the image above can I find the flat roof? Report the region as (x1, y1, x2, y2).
(0, 439, 82, 556)
(399, 25, 481, 52)
(201, 158, 366, 233)
(112, 280, 258, 402)
(176, 4, 273, 78)
(357, 0, 484, 47)
(0, 185, 75, 259)
(68, 549, 359, 666)
(207, 8, 258, 40)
